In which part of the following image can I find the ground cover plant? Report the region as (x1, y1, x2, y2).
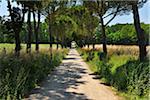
(78, 46, 149, 100)
(0, 0, 149, 99)
(0, 44, 68, 99)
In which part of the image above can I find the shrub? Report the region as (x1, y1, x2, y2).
(97, 52, 107, 61)
(78, 48, 149, 99)
(86, 52, 94, 61)
(96, 61, 112, 84)
(0, 49, 67, 99)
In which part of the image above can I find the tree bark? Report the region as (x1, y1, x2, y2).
(33, 10, 40, 52)
(7, 0, 24, 56)
(100, 15, 107, 54)
(36, 10, 41, 51)
(132, 3, 147, 61)
(87, 43, 90, 49)
(61, 35, 64, 49)
(15, 5, 25, 56)
(56, 31, 59, 50)
(92, 43, 95, 50)
(48, 17, 52, 60)
(61, 44, 64, 49)
(27, 8, 32, 53)
(14, 29, 21, 56)
(57, 43, 59, 49)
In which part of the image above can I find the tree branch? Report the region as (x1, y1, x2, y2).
(104, 5, 120, 26)
(21, 5, 26, 24)
(103, 8, 127, 19)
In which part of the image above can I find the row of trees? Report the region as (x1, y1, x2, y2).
(105, 23, 149, 45)
(6, 0, 42, 54)
(1, 22, 149, 46)
(0, 0, 148, 61)
(4, 0, 72, 56)
(82, 0, 148, 61)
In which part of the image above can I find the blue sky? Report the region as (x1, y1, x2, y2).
(105, 0, 150, 25)
(0, 0, 149, 25)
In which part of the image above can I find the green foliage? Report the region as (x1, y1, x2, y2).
(107, 24, 137, 44)
(50, 14, 78, 46)
(79, 48, 149, 99)
(86, 51, 94, 61)
(112, 60, 149, 99)
(96, 23, 149, 45)
(66, 5, 99, 47)
(0, 49, 68, 99)
(0, 22, 50, 43)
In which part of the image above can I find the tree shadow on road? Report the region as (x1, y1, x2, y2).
(26, 62, 92, 100)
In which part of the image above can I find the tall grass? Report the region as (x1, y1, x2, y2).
(78, 47, 149, 99)
(0, 48, 68, 99)
(83, 44, 150, 57)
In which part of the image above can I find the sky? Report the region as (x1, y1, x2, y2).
(0, 0, 149, 26)
(105, 0, 150, 26)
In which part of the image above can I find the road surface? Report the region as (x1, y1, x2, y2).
(24, 49, 121, 100)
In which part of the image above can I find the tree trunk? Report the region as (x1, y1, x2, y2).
(61, 44, 64, 49)
(56, 40, 59, 50)
(14, 29, 21, 56)
(62, 32, 65, 49)
(33, 11, 37, 52)
(92, 43, 95, 50)
(33, 10, 40, 52)
(56, 30, 59, 50)
(100, 15, 107, 54)
(36, 10, 40, 51)
(132, 4, 147, 61)
(7, 0, 23, 56)
(87, 43, 89, 49)
(48, 17, 52, 60)
(27, 8, 32, 53)
(56, 42, 59, 50)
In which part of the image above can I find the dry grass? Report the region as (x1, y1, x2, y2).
(83, 44, 150, 57)
(0, 43, 62, 55)
(0, 45, 68, 99)
(79, 45, 149, 99)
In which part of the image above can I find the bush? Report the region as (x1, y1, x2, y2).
(86, 52, 94, 61)
(111, 60, 149, 99)
(0, 49, 68, 99)
(97, 52, 107, 61)
(96, 61, 112, 84)
(79, 48, 149, 99)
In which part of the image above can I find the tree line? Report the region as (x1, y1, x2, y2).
(1, 22, 149, 46)
(0, 0, 148, 61)
(98, 23, 149, 45)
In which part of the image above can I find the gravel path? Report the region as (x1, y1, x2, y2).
(24, 49, 121, 100)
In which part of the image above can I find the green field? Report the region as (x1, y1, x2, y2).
(0, 43, 61, 53)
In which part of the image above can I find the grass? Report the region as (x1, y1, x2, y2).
(0, 43, 61, 53)
(78, 46, 149, 100)
(83, 44, 150, 57)
(108, 55, 136, 74)
(0, 43, 68, 99)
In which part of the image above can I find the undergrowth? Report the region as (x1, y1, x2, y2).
(0, 49, 68, 99)
(78, 48, 149, 100)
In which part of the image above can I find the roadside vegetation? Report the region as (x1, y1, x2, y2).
(100, 23, 149, 45)
(0, 0, 149, 99)
(78, 47, 149, 99)
(0, 44, 62, 53)
(0, 45, 68, 99)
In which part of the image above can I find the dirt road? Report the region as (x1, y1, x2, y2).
(25, 49, 121, 100)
